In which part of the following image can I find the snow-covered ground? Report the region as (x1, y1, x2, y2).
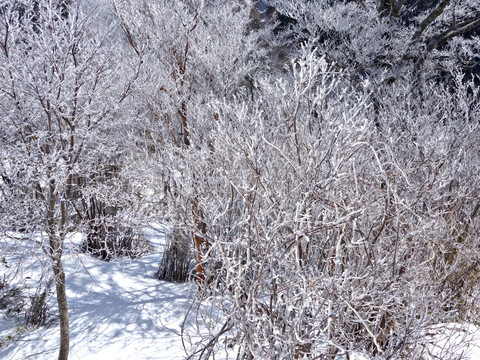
(1, 226, 479, 360)
(0, 225, 199, 360)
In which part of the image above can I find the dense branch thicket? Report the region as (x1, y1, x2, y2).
(120, 1, 480, 358)
(162, 49, 480, 358)
(1, 0, 480, 359)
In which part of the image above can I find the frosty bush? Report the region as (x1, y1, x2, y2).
(167, 48, 480, 358)
(111, 0, 480, 357)
(1, 0, 478, 359)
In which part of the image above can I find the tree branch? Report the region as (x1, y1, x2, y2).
(412, 0, 450, 41)
(427, 14, 480, 51)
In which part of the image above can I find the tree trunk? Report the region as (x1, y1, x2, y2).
(53, 258, 70, 360)
(47, 181, 70, 360)
(193, 201, 208, 286)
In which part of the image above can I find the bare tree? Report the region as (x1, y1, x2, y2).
(0, 1, 135, 358)
(110, 0, 269, 283)
(109, 1, 480, 358)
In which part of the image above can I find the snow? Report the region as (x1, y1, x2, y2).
(1, 226, 197, 360)
(425, 323, 480, 360)
(1, 226, 480, 360)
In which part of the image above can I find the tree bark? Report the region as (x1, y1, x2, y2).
(53, 258, 70, 360)
(412, 0, 451, 41)
(47, 181, 70, 360)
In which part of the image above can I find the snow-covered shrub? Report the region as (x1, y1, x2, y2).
(95, 0, 480, 358)
(161, 46, 480, 359)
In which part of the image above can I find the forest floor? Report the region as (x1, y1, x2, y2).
(0, 225, 479, 360)
(0, 225, 198, 360)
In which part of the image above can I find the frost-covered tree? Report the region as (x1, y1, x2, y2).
(265, 0, 480, 79)
(106, 0, 480, 358)
(109, 0, 270, 282)
(175, 45, 480, 359)
(0, 1, 135, 358)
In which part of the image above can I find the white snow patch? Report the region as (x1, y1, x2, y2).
(1, 227, 196, 360)
(425, 323, 480, 360)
